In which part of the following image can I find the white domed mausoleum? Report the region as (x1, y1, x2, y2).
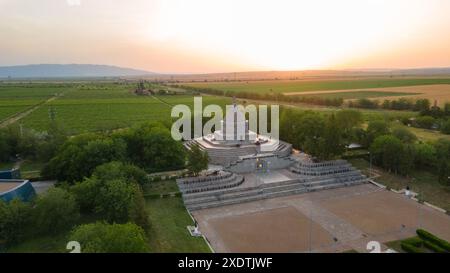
(178, 104, 368, 211)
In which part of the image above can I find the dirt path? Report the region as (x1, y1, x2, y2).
(0, 96, 58, 128)
(150, 94, 173, 107)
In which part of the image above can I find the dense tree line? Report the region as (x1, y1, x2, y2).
(0, 161, 151, 251)
(0, 122, 66, 163)
(280, 109, 363, 160)
(364, 120, 450, 183)
(178, 85, 344, 107)
(279, 107, 449, 184)
(41, 122, 185, 183)
(349, 97, 450, 115)
(348, 98, 450, 135)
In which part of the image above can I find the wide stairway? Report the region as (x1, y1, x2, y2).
(179, 161, 368, 211)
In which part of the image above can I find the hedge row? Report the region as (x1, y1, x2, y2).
(423, 240, 447, 253)
(400, 242, 424, 253)
(417, 229, 450, 252)
(402, 237, 422, 247)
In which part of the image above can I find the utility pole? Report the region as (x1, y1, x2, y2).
(49, 106, 56, 121)
(309, 205, 313, 253)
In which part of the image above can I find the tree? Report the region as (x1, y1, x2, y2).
(71, 176, 102, 213)
(444, 103, 450, 116)
(415, 116, 435, 129)
(392, 127, 417, 144)
(33, 187, 80, 235)
(434, 139, 450, 185)
(370, 135, 405, 174)
(317, 114, 344, 160)
(440, 119, 450, 135)
(43, 134, 126, 183)
(335, 109, 363, 142)
(117, 122, 185, 172)
(413, 143, 436, 169)
(71, 162, 150, 229)
(74, 179, 150, 229)
(295, 112, 325, 156)
(36, 121, 67, 162)
(92, 161, 149, 185)
(70, 222, 149, 253)
(187, 144, 209, 175)
(414, 99, 430, 114)
(356, 98, 379, 109)
(95, 179, 137, 223)
(0, 199, 32, 246)
(365, 120, 390, 146)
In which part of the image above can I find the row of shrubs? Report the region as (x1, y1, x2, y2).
(400, 229, 450, 253)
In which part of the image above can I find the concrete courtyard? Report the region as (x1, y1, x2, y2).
(192, 184, 450, 253)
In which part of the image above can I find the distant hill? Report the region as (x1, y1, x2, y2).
(143, 67, 450, 82)
(0, 64, 154, 78)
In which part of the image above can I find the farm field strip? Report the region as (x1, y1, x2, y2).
(19, 86, 231, 134)
(0, 95, 58, 128)
(0, 84, 77, 123)
(291, 91, 418, 100)
(181, 78, 450, 94)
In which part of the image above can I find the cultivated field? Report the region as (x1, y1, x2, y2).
(0, 83, 71, 122)
(182, 78, 450, 94)
(286, 84, 450, 106)
(0, 82, 231, 134)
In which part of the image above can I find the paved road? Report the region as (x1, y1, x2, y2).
(31, 181, 56, 194)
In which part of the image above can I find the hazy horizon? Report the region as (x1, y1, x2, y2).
(1, 0, 450, 74)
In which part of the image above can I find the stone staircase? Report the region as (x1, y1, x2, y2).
(180, 172, 368, 211)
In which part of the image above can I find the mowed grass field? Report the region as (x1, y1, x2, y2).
(182, 78, 450, 94)
(0, 82, 231, 134)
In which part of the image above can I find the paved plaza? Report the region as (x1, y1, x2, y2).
(193, 184, 450, 253)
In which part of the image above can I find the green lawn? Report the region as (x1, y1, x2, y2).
(146, 197, 211, 253)
(143, 179, 179, 196)
(0, 161, 15, 170)
(182, 78, 450, 94)
(5, 213, 103, 253)
(19, 160, 46, 179)
(142, 178, 210, 252)
(6, 233, 69, 253)
(349, 158, 450, 211)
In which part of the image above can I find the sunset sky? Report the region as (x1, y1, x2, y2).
(0, 0, 449, 73)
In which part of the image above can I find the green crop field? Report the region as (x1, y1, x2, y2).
(293, 91, 418, 100)
(0, 83, 77, 122)
(0, 82, 231, 134)
(181, 78, 450, 94)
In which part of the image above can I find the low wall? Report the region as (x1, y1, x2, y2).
(0, 169, 21, 180)
(0, 180, 36, 202)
